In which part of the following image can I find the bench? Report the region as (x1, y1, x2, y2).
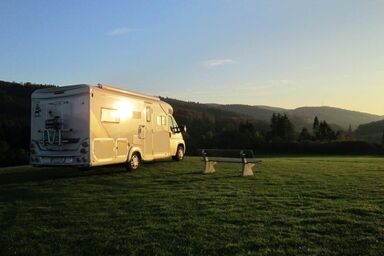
(201, 149, 262, 176)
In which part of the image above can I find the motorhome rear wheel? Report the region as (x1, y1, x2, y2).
(126, 152, 141, 171)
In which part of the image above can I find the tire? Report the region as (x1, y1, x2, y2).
(172, 145, 185, 161)
(126, 152, 141, 171)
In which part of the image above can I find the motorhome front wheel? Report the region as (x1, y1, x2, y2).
(173, 146, 185, 161)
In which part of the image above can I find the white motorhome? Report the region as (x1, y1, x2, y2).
(30, 84, 186, 170)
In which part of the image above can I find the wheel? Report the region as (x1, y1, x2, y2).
(126, 152, 141, 171)
(173, 145, 184, 161)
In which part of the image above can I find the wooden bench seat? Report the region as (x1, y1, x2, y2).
(201, 149, 262, 176)
(208, 157, 262, 164)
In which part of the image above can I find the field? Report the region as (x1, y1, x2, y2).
(0, 157, 383, 256)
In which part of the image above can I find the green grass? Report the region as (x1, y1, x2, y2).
(0, 157, 384, 256)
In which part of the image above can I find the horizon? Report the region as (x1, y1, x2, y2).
(167, 97, 384, 116)
(1, 1, 383, 115)
(3, 79, 384, 116)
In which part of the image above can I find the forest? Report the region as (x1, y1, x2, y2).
(0, 80, 383, 167)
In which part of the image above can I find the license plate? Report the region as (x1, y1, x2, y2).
(51, 157, 65, 164)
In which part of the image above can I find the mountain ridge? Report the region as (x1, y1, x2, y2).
(355, 119, 384, 143)
(203, 103, 382, 130)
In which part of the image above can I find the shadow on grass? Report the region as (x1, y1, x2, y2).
(0, 160, 253, 190)
(0, 165, 129, 186)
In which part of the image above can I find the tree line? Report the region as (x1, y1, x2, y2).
(173, 109, 383, 156)
(0, 81, 54, 166)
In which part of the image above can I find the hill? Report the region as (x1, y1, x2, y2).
(207, 103, 276, 121)
(207, 104, 309, 131)
(208, 104, 382, 131)
(355, 119, 384, 143)
(290, 106, 382, 130)
(161, 98, 270, 153)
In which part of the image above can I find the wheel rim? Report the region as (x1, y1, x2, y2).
(178, 148, 184, 159)
(130, 155, 139, 169)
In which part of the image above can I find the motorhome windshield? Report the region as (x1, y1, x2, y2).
(168, 116, 178, 128)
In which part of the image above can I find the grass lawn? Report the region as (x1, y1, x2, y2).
(0, 156, 384, 255)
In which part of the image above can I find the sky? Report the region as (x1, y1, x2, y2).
(0, 0, 383, 115)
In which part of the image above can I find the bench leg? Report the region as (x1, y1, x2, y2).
(203, 161, 217, 174)
(242, 163, 255, 176)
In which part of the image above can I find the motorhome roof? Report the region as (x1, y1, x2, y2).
(96, 84, 160, 101)
(33, 84, 89, 93)
(32, 84, 161, 102)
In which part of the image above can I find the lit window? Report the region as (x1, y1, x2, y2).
(101, 108, 120, 123)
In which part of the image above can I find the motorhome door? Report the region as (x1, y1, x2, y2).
(143, 105, 153, 156)
(153, 114, 170, 156)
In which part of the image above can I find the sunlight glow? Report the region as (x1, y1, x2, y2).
(115, 100, 133, 121)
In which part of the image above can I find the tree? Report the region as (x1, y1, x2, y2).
(237, 121, 258, 148)
(318, 121, 336, 141)
(346, 124, 353, 140)
(269, 113, 295, 141)
(239, 120, 255, 134)
(382, 130, 384, 145)
(312, 117, 337, 141)
(313, 116, 320, 135)
(298, 128, 311, 141)
(336, 130, 346, 141)
(0, 141, 9, 153)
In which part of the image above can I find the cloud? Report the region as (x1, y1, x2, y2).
(202, 59, 236, 68)
(107, 27, 136, 36)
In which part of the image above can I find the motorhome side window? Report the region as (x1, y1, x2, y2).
(157, 115, 167, 126)
(145, 106, 152, 122)
(101, 108, 120, 123)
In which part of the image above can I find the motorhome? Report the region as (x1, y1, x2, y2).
(30, 84, 186, 170)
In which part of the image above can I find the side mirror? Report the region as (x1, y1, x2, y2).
(171, 125, 187, 134)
